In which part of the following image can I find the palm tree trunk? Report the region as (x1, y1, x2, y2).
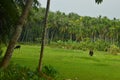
(0, 0, 33, 69)
(38, 0, 51, 73)
(50, 30, 55, 43)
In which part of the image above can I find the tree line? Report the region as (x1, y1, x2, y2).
(19, 8, 120, 46)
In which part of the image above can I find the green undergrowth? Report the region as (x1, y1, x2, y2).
(0, 63, 58, 80)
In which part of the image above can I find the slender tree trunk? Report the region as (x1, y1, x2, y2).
(0, 0, 33, 69)
(50, 30, 55, 43)
(45, 28, 49, 45)
(21, 26, 28, 42)
(38, 0, 51, 73)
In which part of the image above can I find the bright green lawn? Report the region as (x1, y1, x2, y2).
(5, 45, 120, 80)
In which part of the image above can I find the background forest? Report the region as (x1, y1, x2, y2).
(19, 8, 120, 52)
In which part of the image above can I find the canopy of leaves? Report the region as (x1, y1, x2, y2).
(0, 0, 40, 44)
(0, 0, 19, 44)
(95, 0, 103, 4)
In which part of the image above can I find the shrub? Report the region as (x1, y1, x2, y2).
(0, 63, 43, 80)
(0, 63, 59, 80)
(42, 65, 58, 78)
(94, 39, 109, 51)
(108, 44, 120, 55)
(50, 39, 111, 51)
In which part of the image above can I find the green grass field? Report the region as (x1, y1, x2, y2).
(5, 45, 120, 80)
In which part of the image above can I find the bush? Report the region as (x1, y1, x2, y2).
(0, 63, 43, 80)
(43, 65, 58, 78)
(94, 39, 109, 51)
(0, 63, 59, 80)
(50, 39, 111, 51)
(108, 44, 120, 55)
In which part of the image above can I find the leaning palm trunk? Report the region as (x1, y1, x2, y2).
(0, 0, 33, 69)
(38, 0, 51, 73)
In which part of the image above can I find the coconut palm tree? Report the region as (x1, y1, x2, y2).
(38, 0, 51, 73)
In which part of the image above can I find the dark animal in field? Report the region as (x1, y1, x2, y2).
(89, 50, 94, 56)
(14, 45, 21, 49)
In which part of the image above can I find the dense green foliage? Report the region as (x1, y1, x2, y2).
(0, 0, 40, 44)
(0, 0, 40, 60)
(108, 44, 120, 55)
(0, 0, 18, 44)
(19, 8, 120, 51)
(0, 0, 119, 52)
(42, 65, 58, 78)
(95, 0, 103, 4)
(50, 39, 110, 51)
(0, 63, 58, 80)
(0, 63, 41, 80)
